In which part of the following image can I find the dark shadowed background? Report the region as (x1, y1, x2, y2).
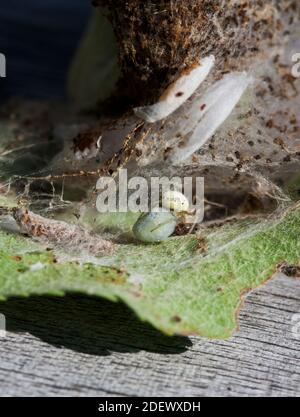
(0, 0, 90, 100)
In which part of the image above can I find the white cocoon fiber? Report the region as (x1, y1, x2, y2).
(169, 72, 253, 164)
(134, 55, 215, 123)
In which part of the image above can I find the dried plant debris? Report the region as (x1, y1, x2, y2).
(12, 208, 114, 256)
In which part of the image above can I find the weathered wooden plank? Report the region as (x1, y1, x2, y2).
(0, 273, 299, 397)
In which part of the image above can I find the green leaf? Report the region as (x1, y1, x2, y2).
(0, 203, 299, 338)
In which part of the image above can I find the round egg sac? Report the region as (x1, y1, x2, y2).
(132, 210, 177, 243)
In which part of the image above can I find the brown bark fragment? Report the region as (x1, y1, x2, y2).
(12, 208, 114, 256)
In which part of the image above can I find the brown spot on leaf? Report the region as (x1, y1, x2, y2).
(171, 315, 182, 323)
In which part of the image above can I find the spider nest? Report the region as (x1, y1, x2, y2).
(0, 0, 299, 256)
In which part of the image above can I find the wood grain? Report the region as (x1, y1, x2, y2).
(0, 273, 299, 397)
